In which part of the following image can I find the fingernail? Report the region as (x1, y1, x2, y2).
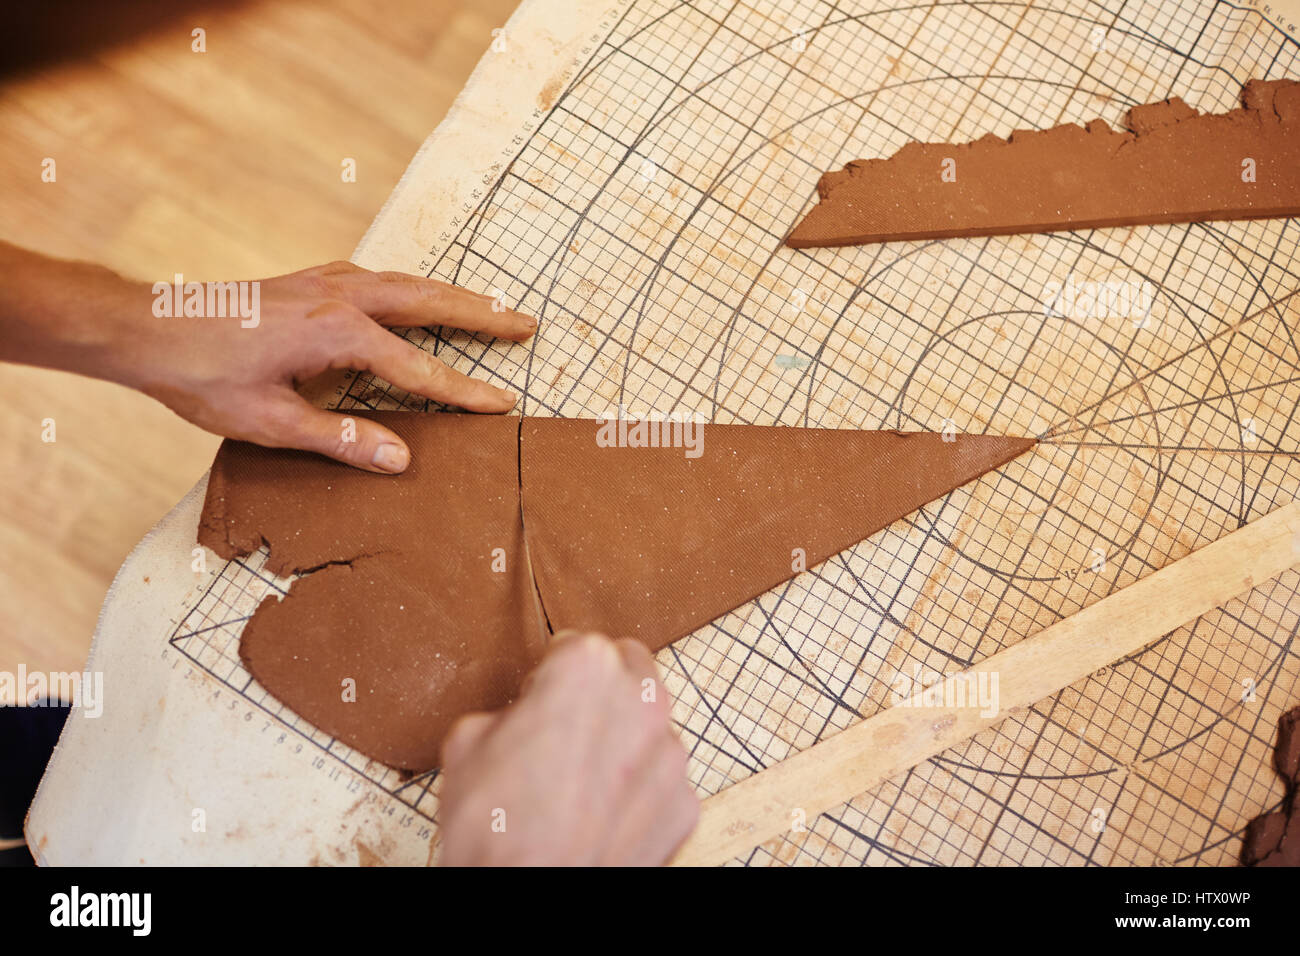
(372, 442, 409, 473)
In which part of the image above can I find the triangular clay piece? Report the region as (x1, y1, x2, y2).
(521, 418, 1035, 651)
(197, 413, 1035, 771)
(787, 78, 1300, 248)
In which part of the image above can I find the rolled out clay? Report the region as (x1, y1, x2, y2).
(787, 79, 1300, 248)
(199, 413, 1035, 770)
(199, 413, 544, 771)
(520, 418, 1035, 652)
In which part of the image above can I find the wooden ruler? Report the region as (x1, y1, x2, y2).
(672, 501, 1300, 866)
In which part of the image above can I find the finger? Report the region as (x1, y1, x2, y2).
(337, 272, 538, 341)
(254, 393, 413, 473)
(306, 259, 367, 277)
(602, 734, 697, 866)
(355, 322, 517, 412)
(544, 630, 619, 672)
(440, 712, 499, 768)
(518, 631, 636, 705)
(614, 638, 658, 683)
(549, 628, 600, 648)
(520, 631, 609, 698)
(616, 638, 668, 722)
(660, 779, 703, 864)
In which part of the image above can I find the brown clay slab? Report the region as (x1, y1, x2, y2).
(520, 419, 1035, 652)
(787, 79, 1300, 248)
(199, 413, 1036, 771)
(199, 412, 544, 771)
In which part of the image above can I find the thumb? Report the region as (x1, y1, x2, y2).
(262, 396, 411, 474)
(440, 712, 499, 768)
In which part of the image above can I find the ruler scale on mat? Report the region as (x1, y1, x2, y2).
(30, 0, 1300, 865)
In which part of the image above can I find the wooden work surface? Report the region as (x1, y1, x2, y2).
(0, 0, 519, 680)
(25, 0, 1300, 866)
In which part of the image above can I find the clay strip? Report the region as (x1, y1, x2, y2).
(787, 79, 1300, 248)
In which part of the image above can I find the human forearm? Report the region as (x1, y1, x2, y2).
(0, 240, 164, 388)
(0, 242, 538, 472)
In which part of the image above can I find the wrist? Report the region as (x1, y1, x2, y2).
(0, 243, 174, 389)
(66, 275, 164, 389)
(93, 279, 195, 393)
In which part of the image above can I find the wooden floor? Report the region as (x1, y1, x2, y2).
(0, 0, 520, 679)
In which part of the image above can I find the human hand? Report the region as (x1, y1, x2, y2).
(438, 632, 699, 866)
(0, 243, 536, 474)
(126, 260, 536, 473)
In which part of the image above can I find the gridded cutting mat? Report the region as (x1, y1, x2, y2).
(170, 0, 1300, 864)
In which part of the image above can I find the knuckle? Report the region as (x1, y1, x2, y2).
(409, 279, 448, 310)
(304, 274, 351, 301)
(577, 633, 617, 666)
(330, 435, 363, 463)
(307, 300, 364, 339)
(551, 631, 615, 676)
(306, 259, 363, 278)
(304, 297, 347, 320)
(422, 352, 451, 385)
